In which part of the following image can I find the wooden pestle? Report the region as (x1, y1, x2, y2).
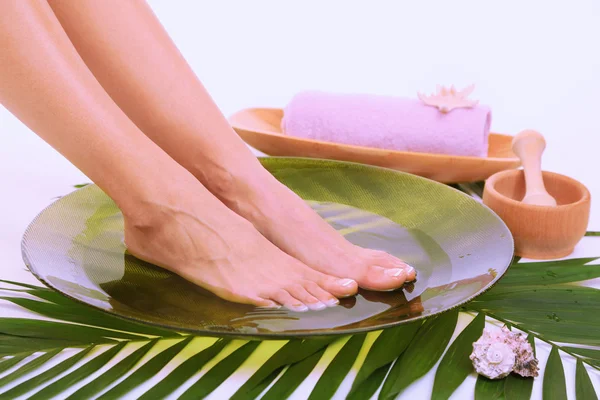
(511, 130, 557, 206)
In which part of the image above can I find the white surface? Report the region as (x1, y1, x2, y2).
(1, 1, 599, 399)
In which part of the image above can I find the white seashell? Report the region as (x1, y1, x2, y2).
(471, 335, 515, 379)
(470, 326, 539, 379)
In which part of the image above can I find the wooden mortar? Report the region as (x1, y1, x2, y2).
(483, 131, 590, 259)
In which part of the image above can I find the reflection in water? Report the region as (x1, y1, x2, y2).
(41, 199, 497, 336)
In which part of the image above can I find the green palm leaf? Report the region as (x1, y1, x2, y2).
(138, 338, 230, 399)
(0, 295, 179, 337)
(261, 347, 326, 400)
(0, 333, 86, 356)
(475, 376, 505, 400)
(66, 339, 159, 399)
(379, 309, 459, 400)
(349, 321, 420, 396)
(563, 347, 600, 368)
(243, 368, 285, 400)
(576, 360, 598, 400)
(543, 347, 567, 399)
(432, 312, 486, 399)
(308, 334, 366, 400)
(347, 364, 391, 400)
(178, 341, 261, 400)
(492, 257, 600, 286)
(0, 318, 149, 342)
(97, 336, 194, 399)
(0, 353, 29, 374)
(230, 337, 335, 399)
(0, 346, 93, 399)
(28, 342, 129, 400)
(467, 257, 600, 399)
(0, 348, 62, 388)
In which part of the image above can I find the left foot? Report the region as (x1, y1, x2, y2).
(203, 166, 416, 291)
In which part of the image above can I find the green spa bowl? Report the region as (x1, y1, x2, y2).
(22, 158, 513, 339)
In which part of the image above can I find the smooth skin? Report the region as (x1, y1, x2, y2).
(1, 0, 415, 311)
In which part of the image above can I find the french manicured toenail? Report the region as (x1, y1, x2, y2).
(338, 278, 356, 287)
(290, 304, 309, 312)
(309, 302, 327, 311)
(406, 266, 415, 275)
(325, 298, 340, 306)
(384, 268, 403, 277)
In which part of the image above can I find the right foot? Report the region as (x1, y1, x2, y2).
(122, 183, 358, 311)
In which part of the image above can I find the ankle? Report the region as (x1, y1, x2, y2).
(117, 172, 203, 227)
(194, 158, 271, 206)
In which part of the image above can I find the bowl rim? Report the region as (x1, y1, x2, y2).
(484, 169, 591, 210)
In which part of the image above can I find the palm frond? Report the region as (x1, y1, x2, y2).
(431, 312, 486, 399)
(349, 322, 420, 396)
(0, 346, 93, 399)
(379, 309, 459, 400)
(576, 360, 599, 400)
(178, 341, 261, 400)
(66, 339, 159, 399)
(476, 374, 507, 399)
(466, 258, 600, 369)
(261, 347, 326, 400)
(308, 333, 366, 400)
(0, 349, 61, 389)
(97, 336, 195, 399)
(230, 337, 335, 399)
(137, 338, 230, 399)
(1, 253, 600, 398)
(28, 341, 129, 400)
(543, 347, 567, 398)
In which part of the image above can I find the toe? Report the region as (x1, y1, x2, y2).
(213, 287, 282, 309)
(316, 274, 358, 298)
(359, 265, 408, 291)
(211, 287, 281, 309)
(303, 281, 339, 307)
(286, 284, 327, 311)
(252, 298, 282, 309)
(404, 265, 417, 282)
(368, 251, 416, 281)
(269, 289, 309, 312)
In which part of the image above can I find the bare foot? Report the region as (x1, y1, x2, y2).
(122, 184, 358, 311)
(205, 167, 417, 291)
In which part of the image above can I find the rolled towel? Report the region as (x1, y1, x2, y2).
(281, 90, 492, 157)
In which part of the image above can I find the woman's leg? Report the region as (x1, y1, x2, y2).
(47, 0, 415, 290)
(0, 0, 356, 310)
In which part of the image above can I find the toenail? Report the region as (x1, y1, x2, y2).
(288, 304, 309, 312)
(406, 266, 415, 275)
(325, 298, 340, 307)
(308, 302, 327, 311)
(338, 278, 356, 287)
(384, 268, 404, 278)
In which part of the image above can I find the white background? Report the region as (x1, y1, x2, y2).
(1, 1, 599, 398)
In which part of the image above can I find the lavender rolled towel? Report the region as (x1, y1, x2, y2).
(281, 91, 492, 157)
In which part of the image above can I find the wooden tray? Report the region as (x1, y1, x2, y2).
(229, 107, 521, 183)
